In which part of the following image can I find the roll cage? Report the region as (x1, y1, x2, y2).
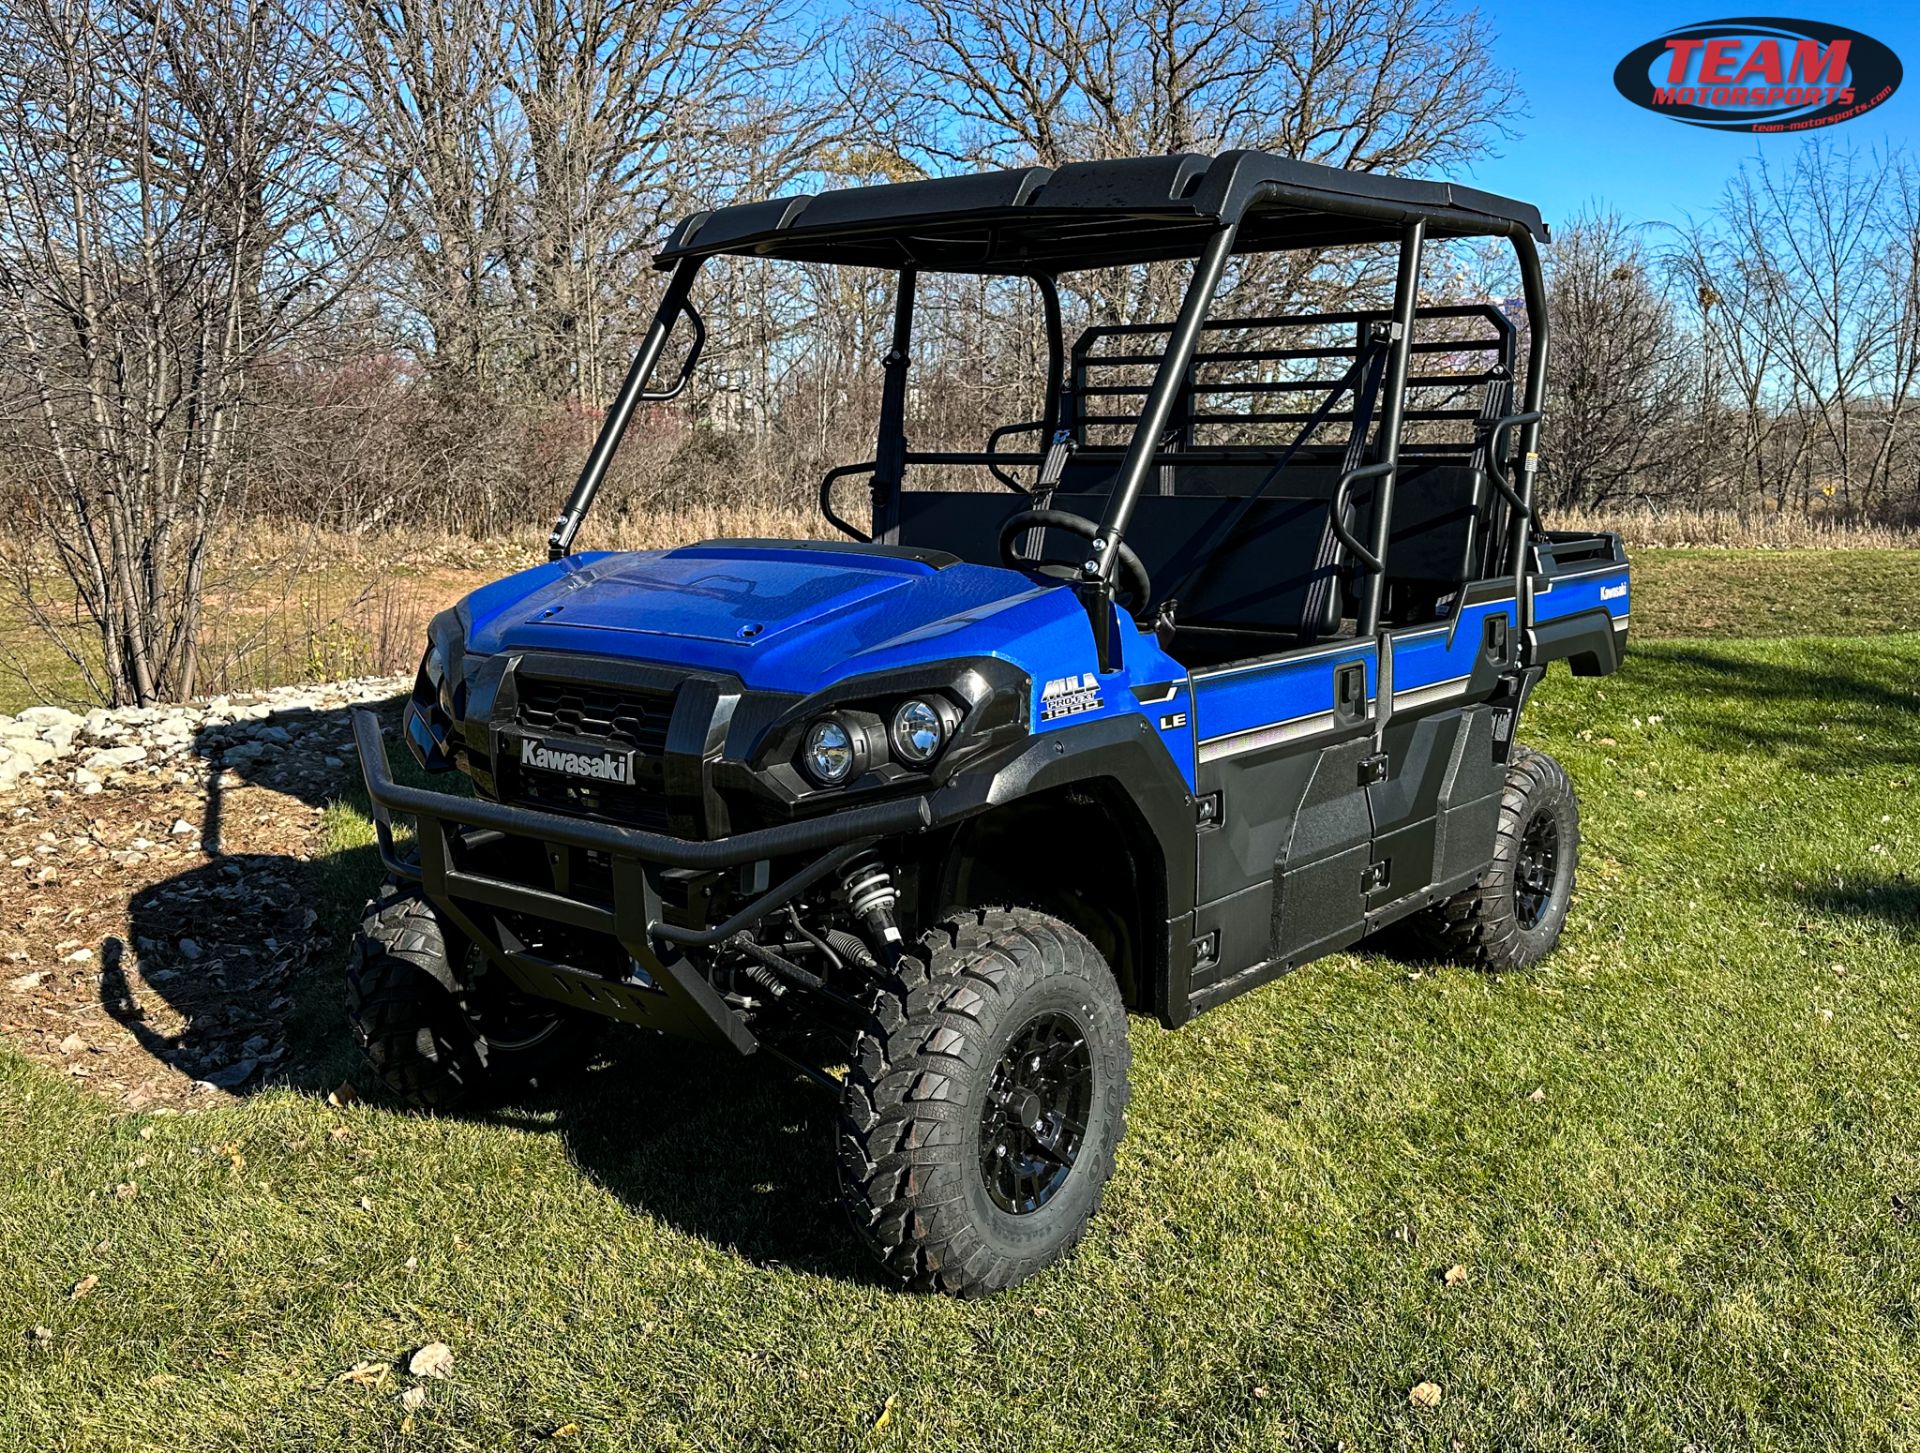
(547, 149, 1552, 668)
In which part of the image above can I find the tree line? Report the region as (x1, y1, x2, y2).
(0, 0, 1913, 702)
(1545, 144, 1920, 524)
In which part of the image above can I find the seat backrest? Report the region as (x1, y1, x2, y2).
(1053, 453, 1349, 500)
(893, 489, 1344, 638)
(1383, 462, 1487, 585)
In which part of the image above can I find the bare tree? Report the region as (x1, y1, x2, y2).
(507, 0, 829, 406)
(342, 0, 523, 389)
(346, 0, 830, 405)
(869, 0, 1519, 173)
(851, 0, 1523, 371)
(1673, 143, 1920, 519)
(1540, 213, 1698, 511)
(0, 0, 369, 703)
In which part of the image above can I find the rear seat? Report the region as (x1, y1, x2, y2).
(1384, 460, 1488, 588)
(891, 454, 1490, 646)
(896, 484, 1346, 643)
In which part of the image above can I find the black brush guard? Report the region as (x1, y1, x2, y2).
(352, 709, 933, 1053)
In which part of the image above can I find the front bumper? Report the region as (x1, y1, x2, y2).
(352, 708, 932, 1051)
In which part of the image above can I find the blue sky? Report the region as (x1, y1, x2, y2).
(1460, 0, 1919, 231)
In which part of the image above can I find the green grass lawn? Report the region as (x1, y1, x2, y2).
(5, 628, 1920, 1448)
(1626, 548, 1920, 637)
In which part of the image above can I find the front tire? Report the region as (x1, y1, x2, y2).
(837, 908, 1130, 1297)
(1409, 745, 1580, 971)
(347, 881, 598, 1110)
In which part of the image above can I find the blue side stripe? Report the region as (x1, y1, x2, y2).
(1533, 567, 1629, 624)
(1194, 642, 1375, 743)
(1192, 596, 1523, 747)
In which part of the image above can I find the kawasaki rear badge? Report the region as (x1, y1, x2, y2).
(1040, 673, 1104, 722)
(1614, 18, 1901, 132)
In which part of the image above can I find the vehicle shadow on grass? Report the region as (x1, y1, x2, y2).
(100, 696, 410, 1100)
(103, 695, 866, 1282)
(1629, 639, 1920, 771)
(1793, 871, 1920, 937)
(492, 1039, 866, 1282)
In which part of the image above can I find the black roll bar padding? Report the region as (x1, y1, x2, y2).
(1094, 221, 1240, 586)
(869, 268, 917, 543)
(351, 708, 934, 872)
(548, 256, 704, 561)
(1329, 462, 1394, 573)
(1509, 230, 1551, 641)
(819, 460, 878, 541)
(1356, 219, 1426, 638)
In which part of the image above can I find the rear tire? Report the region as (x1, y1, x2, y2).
(837, 907, 1130, 1297)
(1406, 745, 1580, 971)
(347, 881, 598, 1111)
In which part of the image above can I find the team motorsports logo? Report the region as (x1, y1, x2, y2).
(1613, 17, 1901, 132)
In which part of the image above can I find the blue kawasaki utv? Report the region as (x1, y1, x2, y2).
(348, 151, 1630, 1295)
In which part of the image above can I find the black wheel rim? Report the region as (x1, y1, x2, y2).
(1514, 810, 1560, 930)
(978, 1011, 1093, 1215)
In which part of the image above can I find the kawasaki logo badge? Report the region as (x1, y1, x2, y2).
(1040, 673, 1104, 722)
(518, 735, 633, 784)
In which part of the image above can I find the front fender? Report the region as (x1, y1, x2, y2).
(918, 710, 1199, 1025)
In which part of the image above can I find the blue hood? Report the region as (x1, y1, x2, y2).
(458, 541, 1095, 695)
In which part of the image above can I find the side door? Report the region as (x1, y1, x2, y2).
(1361, 581, 1519, 915)
(1186, 637, 1380, 1011)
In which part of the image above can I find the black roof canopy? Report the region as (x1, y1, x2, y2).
(656, 150, 1547, 274)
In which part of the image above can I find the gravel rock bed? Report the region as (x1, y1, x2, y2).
(0, 675, 411, 798)
(2, 675, 414, 1107)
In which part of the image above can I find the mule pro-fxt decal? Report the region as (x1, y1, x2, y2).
(1040, 672, 1105, 722)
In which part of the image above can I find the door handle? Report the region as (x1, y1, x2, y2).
(1334, 661, 1366, 724)
(1484, 613, 1510, 664)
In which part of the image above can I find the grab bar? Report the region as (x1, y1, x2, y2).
(1330, 461, 1395, 574)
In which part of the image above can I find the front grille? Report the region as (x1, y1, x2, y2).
(509, 771, 673, 832)
(514, 678, 672, 755)
(503, 671, 678, 832)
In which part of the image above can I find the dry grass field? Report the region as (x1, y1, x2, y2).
(3, 507, 1917, 715)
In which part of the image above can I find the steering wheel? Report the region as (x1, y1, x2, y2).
(998, 508, 1153, 611)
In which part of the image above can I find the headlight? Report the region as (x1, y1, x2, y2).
(419, 636, 448, 691)
(407, 639, 455, 770)
(419, 623, 464, 720)
(890, 698, 951, 765)
(803, 715, 859, 786)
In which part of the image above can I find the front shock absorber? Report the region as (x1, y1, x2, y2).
(839, 850, 904, 961)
